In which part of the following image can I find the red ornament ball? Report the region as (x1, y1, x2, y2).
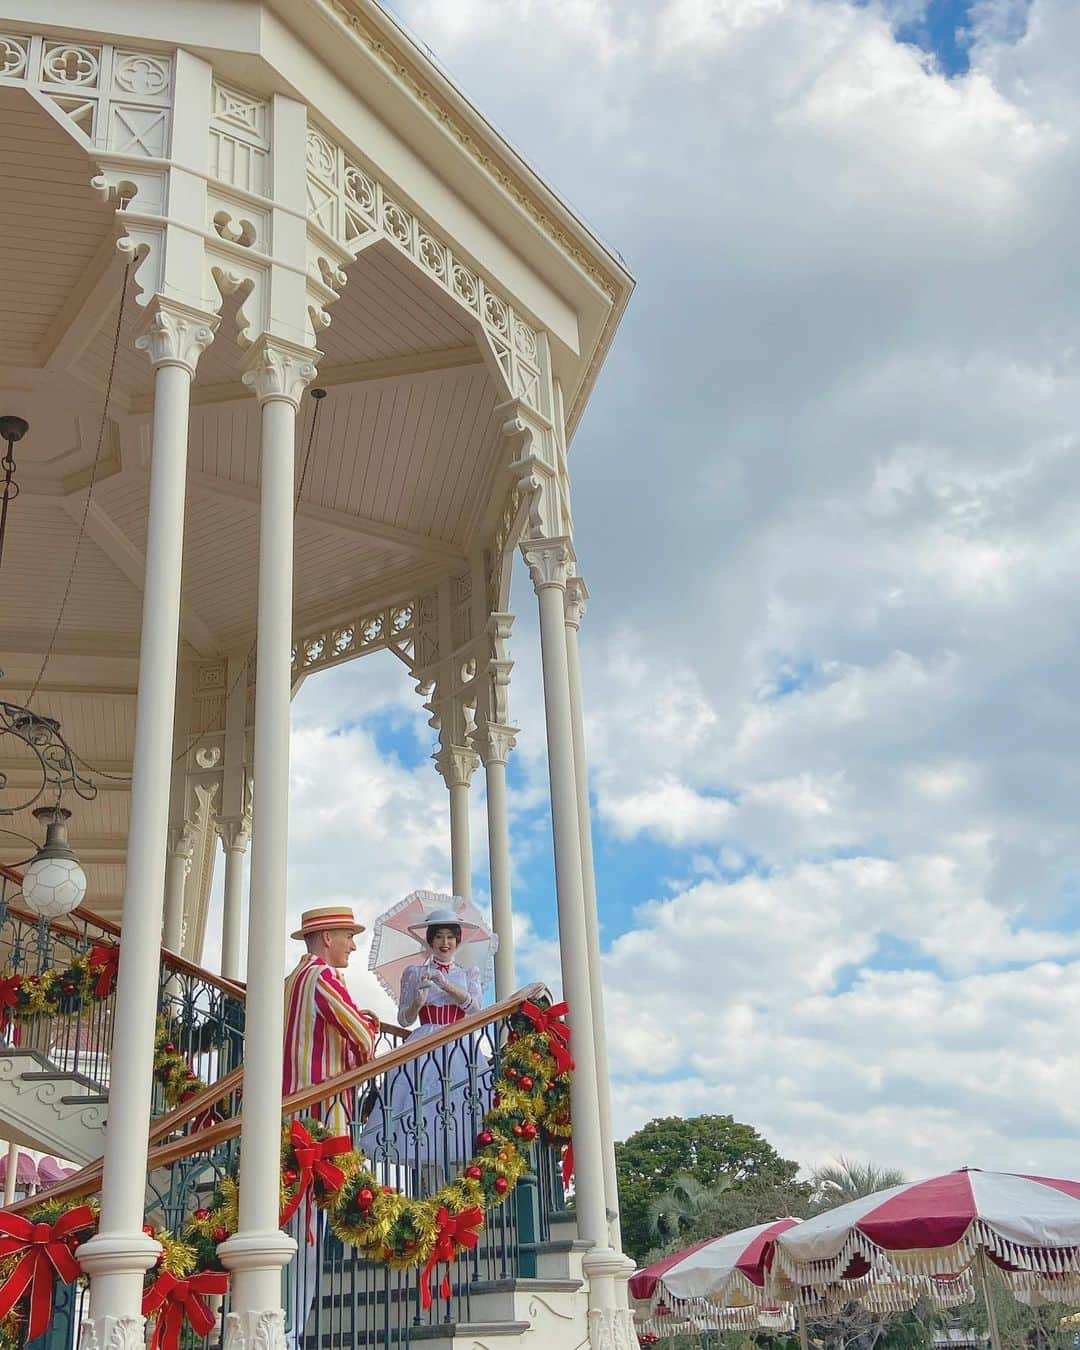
(62, 982, 75, 993)
(521, 1123, 538, 1142)
(494, 1176, 509, 1195)
(476, 1131, 494, 1148)
(465, 1166, 482, 1181)
(212, 1227, 228, 1243)
(163, 1042, 175, 1054)
(519, 1076, 533, 1090)
(194, 1208, 210, 1220)
(506, 1066, 519, 1079)
(357, 1187, 375, 1210)
(512, 1124, 524, 1138)
(283, 1169, 298, 1186)
(142, 1224, 156, 1237)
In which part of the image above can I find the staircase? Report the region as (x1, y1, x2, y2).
(0, 865, 248, 1171)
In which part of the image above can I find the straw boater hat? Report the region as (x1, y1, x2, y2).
(291, 906, 366, 940)
(406, 905, 484, 943)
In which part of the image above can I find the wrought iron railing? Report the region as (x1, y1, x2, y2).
(0, 864, 253, 1103)
(19, 983, 566, 1350)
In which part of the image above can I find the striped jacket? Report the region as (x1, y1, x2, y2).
(283, 955, 379, 1132)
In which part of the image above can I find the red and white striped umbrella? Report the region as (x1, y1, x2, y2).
(629, 1217, 800, 1334)
(772, 1169, 1080, 1348)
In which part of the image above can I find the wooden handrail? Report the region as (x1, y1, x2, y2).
(0, 864, 246, 1000)
(8, 982, 546, 1215)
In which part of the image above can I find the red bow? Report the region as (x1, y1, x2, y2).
(0, 1205, 95, 1340)
(88, 944, 120, 998)
(142, 1269, 228, 1350)
(420, 1206, 484, 1309)
(561, 1142, 575, 1189)
(279, 1121, 352, 1238)
(0, 976, 22, 1031)
(520, 1000, 574, 1074)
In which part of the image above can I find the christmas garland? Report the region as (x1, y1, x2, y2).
(0, 943, 120, 1023)
(0, 941, 235, 1114)
(0, 997, 574, 1347)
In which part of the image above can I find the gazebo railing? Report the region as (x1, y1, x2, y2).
(18, 983, 565, 1350)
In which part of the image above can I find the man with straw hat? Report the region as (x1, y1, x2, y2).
(283, 906, 380, 1350)
(283, 905, 380, 1129)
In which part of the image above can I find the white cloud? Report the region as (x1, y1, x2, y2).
(311, 0, 1080, 1177)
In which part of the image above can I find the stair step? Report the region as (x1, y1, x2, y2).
(469, 1277, 581, 1296)
(20, 1069, 106, 1094)
(520, 1238, 590, 1256)
(306, 1320, 530, 1348)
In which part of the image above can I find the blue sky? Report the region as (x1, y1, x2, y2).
(269, 0, 1080, 1180)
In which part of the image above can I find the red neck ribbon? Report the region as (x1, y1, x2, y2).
(278, 1121, 351, 1240)
(520, 1000, 574, 1074)
(419, 1206, 485, 1310)
(142, 1269, 229, 1350)
(88, 943, 120, 998)
(0, 1205, 95, 1340)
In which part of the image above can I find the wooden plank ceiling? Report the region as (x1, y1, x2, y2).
(0, 91, 510, 925)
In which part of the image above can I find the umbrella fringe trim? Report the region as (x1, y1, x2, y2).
(776, 1219, 1080, 1290)
(636, 1297, 792, 1334)
(644, 1268, 763, 1319)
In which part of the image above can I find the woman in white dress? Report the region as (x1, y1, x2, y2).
(360, 909, 487, 1188)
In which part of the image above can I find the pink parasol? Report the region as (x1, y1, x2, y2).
(630, 1217, 800, 1334)
(367, 891, 498, 1005)
(772, 1168, 1080, 1349)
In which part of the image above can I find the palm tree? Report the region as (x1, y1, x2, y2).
(645, 1172, 733, 1244)
(810, 1157, 906, 1213)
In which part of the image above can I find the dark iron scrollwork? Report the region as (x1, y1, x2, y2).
(0, 700, 98, 816)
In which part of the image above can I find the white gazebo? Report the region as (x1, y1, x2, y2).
(0, 2, 635, 1348)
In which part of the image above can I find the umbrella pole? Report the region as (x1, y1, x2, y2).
(976, 1250, 1003, 1350)
(797, 1306, 809, 1350)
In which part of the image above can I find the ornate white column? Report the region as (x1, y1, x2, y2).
(520, 537, 635, 1350)
(477, 722, 517, 997)
(217, 336, 316, 1343)
(434, 743, 479, 900)
(565, 576, 622, 1250)
(162, 825, 195, 954)
(215, 816, 250, 983)
(77, 297, 217, 1344)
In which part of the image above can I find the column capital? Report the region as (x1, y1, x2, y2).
(166, 824, 196, 865)
(520, 535, 575, 593)
(434, 743, 480, 789)
(477, 722, 519, 767)
(215, 814, 252, 852)
(241, 335, 320, 409)
(134, 296, 219, 376)
(565, 575, 590, 630)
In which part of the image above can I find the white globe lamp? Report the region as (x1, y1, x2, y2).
(21, 807, 87, 920)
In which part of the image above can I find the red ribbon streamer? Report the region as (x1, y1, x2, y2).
(88, 944, 120, 998)
(520, 1000, 574, 1074)
(142, 1269, 229, 1350)
(419, 1206, 484, 1310)
(561, 1143, 575, 1189)
(279, 1121, 351, 1238)
(0, 1205, 95, 1340)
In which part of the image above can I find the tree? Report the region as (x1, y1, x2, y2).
(646, 1172, 733, 1246)
(615, 1114, 804, 1262)
(810, 1157, 907, 1213)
